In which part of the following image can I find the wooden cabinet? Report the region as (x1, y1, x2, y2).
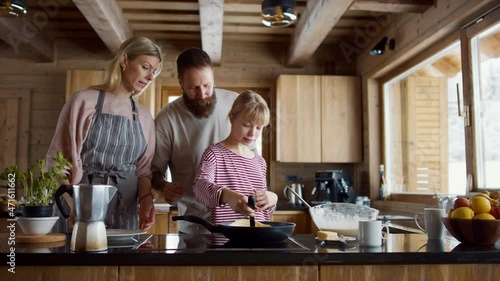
(271, 210, 311, 234)
(276, 75, 362, 163)
(167, 210, 179, 234)
(148, 209, 179, 234)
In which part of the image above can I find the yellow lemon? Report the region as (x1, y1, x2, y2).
(451, 207, 475, 219)
(447, 209, 454, 218)
(471, 196, 491, 214)
(472, 213, 496, 220)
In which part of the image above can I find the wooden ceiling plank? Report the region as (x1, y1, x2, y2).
(199, 0, 224, 65)
(124, 13, 200, 22)
(130, 23, 200, 32)
(0, 17, 54, 62)
(118, 1, 199, 11)
(350, 0, 434, 13)
(73, 0, 133, 53)
(288, 0, 355, 66)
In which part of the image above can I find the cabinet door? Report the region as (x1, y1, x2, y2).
(321, 76, 362, 162)
(167, 210, 179, 233)
(271, 211, 311, 234)
(277, 75, 322, 162)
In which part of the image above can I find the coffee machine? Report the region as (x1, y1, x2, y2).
(311, 170, 357, 205)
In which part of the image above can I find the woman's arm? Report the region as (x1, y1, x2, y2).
(138, 176, 155, 230)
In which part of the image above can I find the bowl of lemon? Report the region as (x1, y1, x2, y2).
(442, 193, 500, 246)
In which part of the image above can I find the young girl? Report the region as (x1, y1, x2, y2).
(193, 90, 278, 224)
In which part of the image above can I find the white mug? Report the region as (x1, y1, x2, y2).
(414, 208, 446, 239)
(359, 220, 389, 247)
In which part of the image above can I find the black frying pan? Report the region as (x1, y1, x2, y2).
(172, 215, 296, 244)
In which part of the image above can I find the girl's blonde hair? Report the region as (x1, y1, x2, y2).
(90, 36, 163, 96)
(230, 90, 270, 126)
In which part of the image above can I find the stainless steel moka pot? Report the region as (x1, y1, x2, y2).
(55, 184, 117, 252)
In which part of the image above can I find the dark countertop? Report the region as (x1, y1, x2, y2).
(1, 233, 499, 266)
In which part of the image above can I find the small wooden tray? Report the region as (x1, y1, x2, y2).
(16, 233, 67, 244)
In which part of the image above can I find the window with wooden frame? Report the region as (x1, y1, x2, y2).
(382, 11, 500, 198)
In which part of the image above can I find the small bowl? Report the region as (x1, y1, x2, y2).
(17, 216, 59, 236)
(442, 217, 500, 246)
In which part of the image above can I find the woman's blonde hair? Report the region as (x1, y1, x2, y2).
(230, 90, 270, 126)
(90, 36, 163, 95)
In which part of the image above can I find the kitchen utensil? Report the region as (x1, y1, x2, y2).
(55, 184, 117, 252)
(172, 215, 295, 244)
(248, 195, 256, 227)
(285, 186, 378, 237)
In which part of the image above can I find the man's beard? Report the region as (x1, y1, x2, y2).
(182, 89, 217, 119)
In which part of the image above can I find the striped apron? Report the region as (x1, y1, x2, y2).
(79, 91, 147, 230)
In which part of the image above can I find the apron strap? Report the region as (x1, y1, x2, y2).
(94, 90, 106, 122)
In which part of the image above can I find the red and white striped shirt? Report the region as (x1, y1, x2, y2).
(193, 143, 274, 224)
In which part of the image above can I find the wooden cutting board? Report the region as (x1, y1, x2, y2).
(16, 233, 67, 244)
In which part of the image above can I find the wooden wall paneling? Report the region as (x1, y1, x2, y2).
(0, 266, 118, 281)
(0, 89, 30, 193)
(321, 76, 362, 162)
(4, 98, 18, 170)
(404, 77, 448, 193)
(65, 70, 105, 101)
(120, 265, 318, 281)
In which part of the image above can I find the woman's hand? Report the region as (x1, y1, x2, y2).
(139, 195, 155, 231)
(254, 189, 278, 210)
(220, 188, 255, 217)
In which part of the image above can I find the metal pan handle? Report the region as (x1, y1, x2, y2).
(171, 215, 223, 233)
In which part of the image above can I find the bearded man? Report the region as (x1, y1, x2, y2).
(152, 48, 239, 234)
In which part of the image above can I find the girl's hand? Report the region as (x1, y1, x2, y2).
(221, 189, 255, 217)
(254, 189, 278, 210)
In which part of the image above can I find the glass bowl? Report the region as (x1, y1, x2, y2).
(309, 203, 379, 237)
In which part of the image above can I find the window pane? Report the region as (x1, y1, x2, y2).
(472, 22, 500, 190)
(384, 43, 467, 195)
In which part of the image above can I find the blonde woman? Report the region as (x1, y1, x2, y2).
(46, 36, 163, 231)
(193, 90, 278, 224)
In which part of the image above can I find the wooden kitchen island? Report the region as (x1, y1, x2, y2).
(1, 233, 499, 281)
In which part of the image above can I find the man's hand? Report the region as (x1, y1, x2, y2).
(163, 182, 185, 205)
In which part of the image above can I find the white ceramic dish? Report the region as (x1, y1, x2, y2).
(106, 229, 146, 243)
(17, 216, 59, 236)
(315, 236, 357, 246)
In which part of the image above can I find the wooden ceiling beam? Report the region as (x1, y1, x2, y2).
(350, 0, 434, 13)
(0, 17, 54, 62)
(199, 0, 224, 65)
(73, 0, 133, 53)
(287, 0, 354, 67)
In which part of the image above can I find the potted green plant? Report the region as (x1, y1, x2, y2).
(0, 151, 72, 217)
